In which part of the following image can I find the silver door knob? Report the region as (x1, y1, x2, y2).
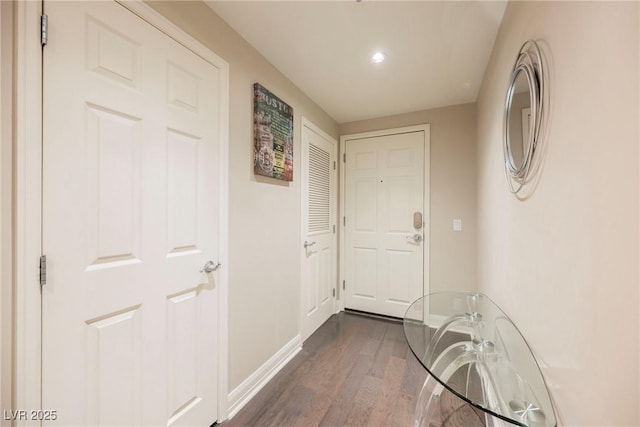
(407, 233, 423, 243)
(200, 260, 221, 273)
(304, 241, 316, 248)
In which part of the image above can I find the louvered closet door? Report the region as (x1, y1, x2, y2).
(302, 121, 337, 341)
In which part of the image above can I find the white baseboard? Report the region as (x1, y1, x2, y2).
(226, 334, 302, 420)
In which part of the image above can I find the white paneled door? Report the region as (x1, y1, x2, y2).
(42, 2, 222, 426)
(344, 128, 428, 318)
(302, 120, 337, 341)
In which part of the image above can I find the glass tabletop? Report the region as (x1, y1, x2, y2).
(403, 292, 556, 427)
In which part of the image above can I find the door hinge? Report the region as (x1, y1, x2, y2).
(332, 288, 336, 297)
(41, 14, 48, 47)
(39, 255, 47, 287)
(343, 216, 345, 226)
(342, 280, 345, 290)
(343, 153, 346, 163)
(333, 161, 336, 170)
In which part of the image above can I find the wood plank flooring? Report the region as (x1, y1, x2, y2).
(220, 312, 483, 427)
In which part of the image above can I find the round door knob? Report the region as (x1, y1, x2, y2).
(407, 233, 423, 243)
(200, 260, 221, 273)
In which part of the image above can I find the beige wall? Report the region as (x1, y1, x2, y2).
(146, 1, 338, 392)
(0, 1, 13, 425)
(476, 2, 639, 425)
(339, 103, 477, 293)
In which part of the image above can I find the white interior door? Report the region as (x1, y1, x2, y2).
(42, 2, 222, 425)
(301, 120, 337, 341)
(344, 128, 428, 318)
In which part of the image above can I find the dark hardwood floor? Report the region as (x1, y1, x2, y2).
(220, 311, 483, 427)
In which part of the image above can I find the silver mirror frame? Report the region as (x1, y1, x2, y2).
(503, 40, 546, 195)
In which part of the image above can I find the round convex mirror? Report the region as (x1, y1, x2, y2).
(506, 70, 532, 171)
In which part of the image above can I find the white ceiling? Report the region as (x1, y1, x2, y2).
(206, 1, 507, 124)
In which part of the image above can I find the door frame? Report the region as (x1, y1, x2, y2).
(300, 117, 338, 340)
(1, 0, 14, 419)
(338, 124, 431, 313)
(14, 1, 231, 422)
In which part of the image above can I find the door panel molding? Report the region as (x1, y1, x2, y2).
(339, 125, 430, 315)
(14, 1, 230, 423)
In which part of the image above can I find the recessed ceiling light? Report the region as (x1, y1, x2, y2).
(371, 52, 386, 63)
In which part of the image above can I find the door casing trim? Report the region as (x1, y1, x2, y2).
(14, 1, 44, 418)
(338, 124, 431, 314)
(14, 1, 230, 421)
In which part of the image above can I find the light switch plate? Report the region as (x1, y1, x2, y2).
(453, 219, 462, 232)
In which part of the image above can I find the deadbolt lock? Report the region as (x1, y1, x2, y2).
(414, 212, 423, 230)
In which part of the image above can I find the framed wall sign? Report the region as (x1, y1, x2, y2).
(253, 83, 294, 181)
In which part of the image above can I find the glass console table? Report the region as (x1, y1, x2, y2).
(403, 292, 556, 427)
